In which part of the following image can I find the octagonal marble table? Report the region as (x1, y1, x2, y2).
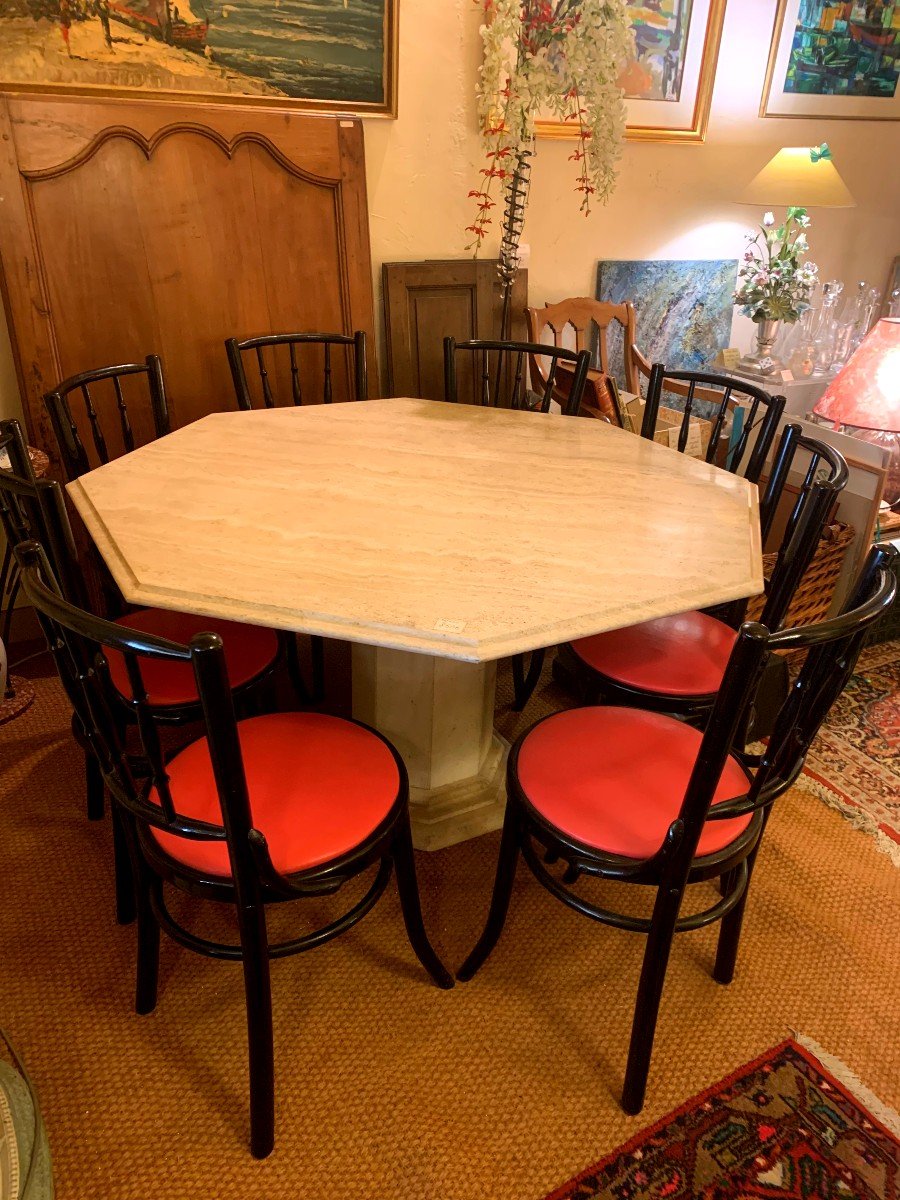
(67, 398, 763, 850)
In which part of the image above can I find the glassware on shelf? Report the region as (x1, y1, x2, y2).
(810, 280, 843, 376)
(779, 306, 817, 378)
(890, 288, 900, 318)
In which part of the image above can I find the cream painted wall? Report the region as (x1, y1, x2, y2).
(364, 0, 900, 366)
(0, 0, 898, 417)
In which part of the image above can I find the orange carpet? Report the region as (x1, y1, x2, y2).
(1, 662, 898, 1199)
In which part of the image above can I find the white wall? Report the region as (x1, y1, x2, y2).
(364, 0, 900, 363)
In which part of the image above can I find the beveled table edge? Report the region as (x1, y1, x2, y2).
(67, 476, 763, 662)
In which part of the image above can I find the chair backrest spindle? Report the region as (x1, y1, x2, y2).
(226, 332, 368, 411)
(443, 337, 591, 416)
(643, 365, 786, 483)
(44, 356, 171, 482)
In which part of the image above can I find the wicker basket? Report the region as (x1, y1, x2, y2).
(745, 521, 856, 628)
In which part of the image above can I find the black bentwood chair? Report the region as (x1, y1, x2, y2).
(44, 356, 171, 482)
(443, 337, 591, 416)
(17, 539, 453, 1159)
(225, 330, 368, 701)
(226, 331, 368, 410)
(640, 364, 787, 478)
(0, 419, 284, 915)
(458, 543, 897, 1116)
(559, 425, 848, 729)
(443, 336, 591, 710)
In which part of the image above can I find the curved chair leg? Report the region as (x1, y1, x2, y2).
(621, 883, 683, 1116)
(457, 800, 520, 982)
(134, 872, 160, 1016)
(236, 901, 275, 1159)
(85, 747, 105, 821)
(283, 633, 312, 707)
(714, 844, 763, 985)
(511, 648, 545, 712)
(392, 816, 454, 989)
(111, 805, 136, 926)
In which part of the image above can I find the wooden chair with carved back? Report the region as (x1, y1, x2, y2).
(226, 331, 368, 410)
(526, 297, 640, 402)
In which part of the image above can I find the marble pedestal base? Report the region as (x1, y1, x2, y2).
(351, 645, 507, 850)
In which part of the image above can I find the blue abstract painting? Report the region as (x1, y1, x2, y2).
(596, 259, 738, 388)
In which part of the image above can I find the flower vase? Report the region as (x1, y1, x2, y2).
(734, 317, 793, 383)
(753, 318, 781, 364)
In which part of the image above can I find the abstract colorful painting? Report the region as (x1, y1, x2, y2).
(762, 0, 900, 119)
(537, 0, 725, 142)
(0, 0, 397, 114)
(596, 259, 738, 387)
(620, 0, 694, 102)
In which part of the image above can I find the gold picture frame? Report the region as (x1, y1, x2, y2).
(761, 0, 900, 121)
(0, 0, 399, 118)
(537, 0, 727, 145)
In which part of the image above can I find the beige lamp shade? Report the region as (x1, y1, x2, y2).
(739, 147, 855, 209)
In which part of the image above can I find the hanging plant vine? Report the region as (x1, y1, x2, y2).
(467, 0, 634, 286)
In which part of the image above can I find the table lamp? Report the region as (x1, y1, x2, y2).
(813, 317, 900, 506)
(739, 145, 855, 210)
(734, 144, 855, 383)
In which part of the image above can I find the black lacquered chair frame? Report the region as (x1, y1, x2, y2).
(226, 330, 368, 410)
(642, 364, 786, 481)
(443, 337, 591, 416)
(458, 544, 897, 1115)
(558, 423, 849, 727)
(16, 540, 452, 1159)
(44, 356, 171, 482)
(0, 419, 287, 923)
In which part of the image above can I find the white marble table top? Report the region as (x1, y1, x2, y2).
(67, 398, 763, 661)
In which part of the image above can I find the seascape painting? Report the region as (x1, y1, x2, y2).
(762, 0, 900, 119)
(596, 259, 738, 388)
(620, 0, 694, 102)
(0, 0, 396, 112)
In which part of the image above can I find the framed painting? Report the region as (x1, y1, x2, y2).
(761, 0, 900, 120)
(537, 0, 727, 144)
(0, 0, 398, 115)
(596, 258, 738, 388)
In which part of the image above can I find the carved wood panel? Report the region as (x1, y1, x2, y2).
(0, 95, 376, 466)
(383, 260, 528, 400)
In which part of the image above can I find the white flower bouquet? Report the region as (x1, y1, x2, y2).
(733, 208, 819, 325)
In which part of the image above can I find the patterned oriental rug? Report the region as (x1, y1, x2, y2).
(797, 641, 900, 866)
(545, 1039, 900, 1200)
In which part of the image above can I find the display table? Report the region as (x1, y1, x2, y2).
(67, 398, 762, 848)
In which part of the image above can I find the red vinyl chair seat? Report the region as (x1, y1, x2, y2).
(516, 706, 752, 859)
(149, 712, 401, 877)
(570, 611, 737, 698)
(107, 608, 279, 707)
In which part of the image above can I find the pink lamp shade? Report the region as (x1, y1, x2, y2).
(813, 318, 900, 505)
(814, 318, 900, 433)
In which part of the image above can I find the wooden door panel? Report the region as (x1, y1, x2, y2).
(383, 259, 528, 400)
(0, 95, 376, 465)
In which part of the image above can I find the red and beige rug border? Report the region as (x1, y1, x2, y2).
(544, 1033, 900, 1200)
(797, 769, 900, 868)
